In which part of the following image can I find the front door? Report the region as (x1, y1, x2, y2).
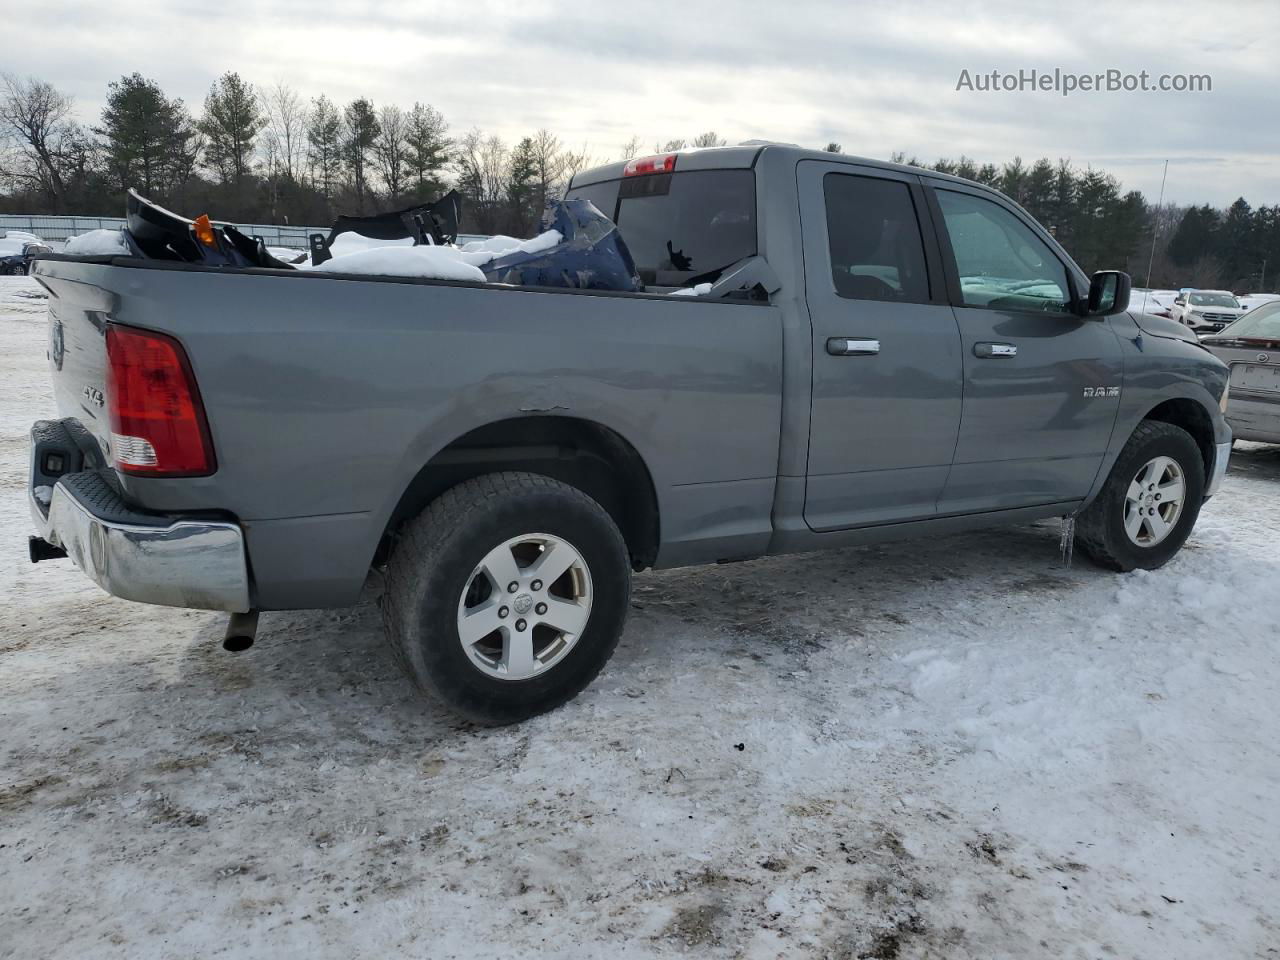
(927, 183, 1124, 513)
(800, 161, 964, 531)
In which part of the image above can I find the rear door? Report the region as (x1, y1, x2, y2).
(799, 161, 963, 530)
(927, 182, 1123, 512)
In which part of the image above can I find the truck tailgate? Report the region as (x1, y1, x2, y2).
(37, 270, 114, 461)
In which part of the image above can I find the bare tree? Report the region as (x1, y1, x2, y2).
(0, 74, 76, 211)
(657, 138, 687, 152)
(261, 81, 308, 184)
(529, 128, 570, 211)
(456, 128, 510, 233)
(560, 142, 595, 183)
(618, 135, 643, 161)
(690, 131, 727, 148)
(374, 104, 408, 200)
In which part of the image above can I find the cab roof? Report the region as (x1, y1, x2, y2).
(569, 142, 981, 190)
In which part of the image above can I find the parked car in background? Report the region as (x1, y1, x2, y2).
(1239, 293, 1280, 312)
(1170, 289, 1246, 334)
(0, 232, 53, 275)
(1129, 288, 1179, 318)
(1202, 300, 1280, 443)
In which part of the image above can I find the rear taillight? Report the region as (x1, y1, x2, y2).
(623, 153, 678, 177)
(105, 324, 215, 476)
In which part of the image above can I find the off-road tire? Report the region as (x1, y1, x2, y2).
(1076, 420, 1205, 572)
(382, 471, 631, 725)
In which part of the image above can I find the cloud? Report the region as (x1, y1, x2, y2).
(5, 0, 1278, 205)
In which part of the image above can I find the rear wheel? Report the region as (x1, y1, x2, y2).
(1076, 420, 1205, 571)
(382, 472, 631, 725)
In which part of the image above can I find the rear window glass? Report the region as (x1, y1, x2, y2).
(569, 170, 757, 286)
(565, 180, 620, 221)
(1223, 301, 1280, 338)
(1189, 292, 1240, 308)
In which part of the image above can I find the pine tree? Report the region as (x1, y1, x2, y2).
(506, 136, 539, 235)
(198, 72, 264, 185)
(95, 73, 200, 203)
(306, 95, 341, 202)
(999, 157, 1027, 204)
(1022, 159, 1056, 225)
(1049, 160, 1077, 247)
(1168, 205, 1221, 267)
(952, 156, 978, 181)
(342, 98, 379, 212)
(1218, 198, 1255, 285)
(403, 102, 449, 198)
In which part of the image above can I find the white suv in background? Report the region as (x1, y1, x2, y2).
(1170, 289, 1246, 334)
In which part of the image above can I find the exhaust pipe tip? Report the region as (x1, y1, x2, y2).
(29, 536, 67, 564)
(223, 609, 260, 652)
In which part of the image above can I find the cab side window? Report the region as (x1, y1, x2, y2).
(936, 189, 1072, 314)
(823, 174, 931, 304)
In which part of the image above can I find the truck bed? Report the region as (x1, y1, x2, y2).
(33, 254, 784, 608)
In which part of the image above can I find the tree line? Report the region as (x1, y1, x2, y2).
(0, 72, 1274, 290)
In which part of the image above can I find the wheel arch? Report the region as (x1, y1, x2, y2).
(377, 415, 660, 572)
(1139, 396, 1216, 480)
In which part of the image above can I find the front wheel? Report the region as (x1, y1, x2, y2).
(382, 472, 631, 725)
(1076, 420, 1205, 572)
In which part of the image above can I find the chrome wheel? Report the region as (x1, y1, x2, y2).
(1123, 456, 1186, 547)
(456, 533, 592, 681)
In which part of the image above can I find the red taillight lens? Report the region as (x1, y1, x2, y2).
(623, 153, 678, 177)
(106, 324, 214, 476)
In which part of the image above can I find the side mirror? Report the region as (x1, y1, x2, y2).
(1084, 270, 1131, 316)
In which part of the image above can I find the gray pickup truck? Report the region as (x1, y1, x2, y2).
(27, 144, 1231, 724)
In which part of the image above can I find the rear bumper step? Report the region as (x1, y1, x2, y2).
(29, 421, 251, 612)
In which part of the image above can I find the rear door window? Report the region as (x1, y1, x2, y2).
(571, 169, 757, 286)
(823, 173, 931, 303)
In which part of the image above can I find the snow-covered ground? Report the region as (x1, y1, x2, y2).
(2, 273, 1278, 959)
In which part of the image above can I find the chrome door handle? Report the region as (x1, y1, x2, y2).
(974, 342, 1017, 358)
(827, 337, 881, 356)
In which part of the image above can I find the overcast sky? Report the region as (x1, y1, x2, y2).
(8, 0, 1278, 206)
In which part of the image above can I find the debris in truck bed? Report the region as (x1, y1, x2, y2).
(92, 191, 644, 293)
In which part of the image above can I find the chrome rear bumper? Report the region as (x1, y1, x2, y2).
(30, 434, 251, 613)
